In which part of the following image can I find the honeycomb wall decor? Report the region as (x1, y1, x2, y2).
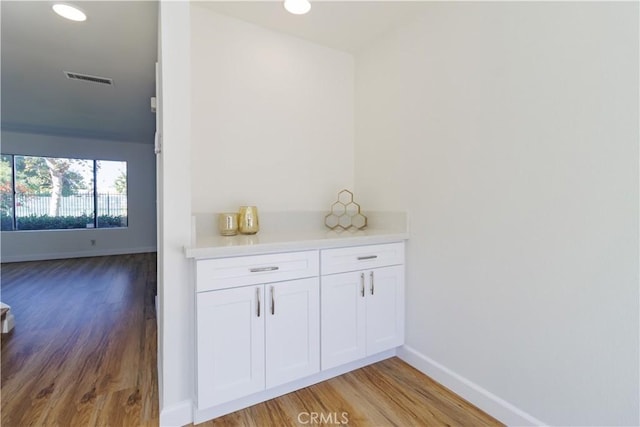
(324, 189, 368, 231)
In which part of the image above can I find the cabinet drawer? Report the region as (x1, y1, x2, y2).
(321, 242, 404, 275)
(196, 251, 319, 292)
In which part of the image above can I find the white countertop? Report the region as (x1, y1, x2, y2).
(184, 228, 409, 259)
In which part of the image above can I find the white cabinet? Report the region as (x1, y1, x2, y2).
(195, 251, 319, 410)
(320, 271, 366, 368)
(364, 265, 404, 355)
(265, 277, 319, 388)
(320, 243, 404, 370)
(196, 286, 265, 408)
(193, 241, 405, 420)
(196, 250, 318, 292)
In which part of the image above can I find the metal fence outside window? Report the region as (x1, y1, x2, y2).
(11, 193, 127, 217)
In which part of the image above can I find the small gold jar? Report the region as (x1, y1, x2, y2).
(238, 206, 259, 235)
(218, 212, 239, 236)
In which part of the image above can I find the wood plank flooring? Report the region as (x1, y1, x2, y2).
(2, 253, 501, 427)
(197, 357, 502, 427)
(1, 253, 158, 427)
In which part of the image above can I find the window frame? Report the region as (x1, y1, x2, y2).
(0, 153, 128, 232)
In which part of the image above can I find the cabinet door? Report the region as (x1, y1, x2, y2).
(196, 286, 265, 409)
(266, 277, 320, 388)
(366, 265, 404, 355)
(321, 271, 366, 370)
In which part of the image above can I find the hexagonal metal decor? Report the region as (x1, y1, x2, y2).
(324, 213, 340, 228)
(324, 189, 368, 230)
(351, 213, 367, 229)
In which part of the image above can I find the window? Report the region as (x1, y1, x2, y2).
(0, 155, 14, 230)
(0, 154, 127, 231)
(96, 160, 128, 228)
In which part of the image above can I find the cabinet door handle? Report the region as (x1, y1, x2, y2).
(370, 271, 374, 295)
(360, 273, 365, 297)
(256, 287, 261, 317)
(357, 255, 378, 261)
(271, 286, 275, 315)
(249, 266, 279, 273)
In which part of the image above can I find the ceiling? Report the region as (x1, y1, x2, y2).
(198, 1, 428, 53)
(1, 1, 158, 143)
(1, 1, 426, 145)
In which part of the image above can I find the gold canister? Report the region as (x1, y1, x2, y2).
(218, 212, 239, 236)
(238, 206, 259, 235)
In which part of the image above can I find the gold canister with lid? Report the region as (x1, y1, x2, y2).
(238, 206, 259, 235)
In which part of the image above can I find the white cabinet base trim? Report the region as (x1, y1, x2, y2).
(193, 349, 396, 425)
(397, 345, 546, 427)
(160, 400, 193, 427)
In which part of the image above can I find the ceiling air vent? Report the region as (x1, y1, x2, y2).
(64, 71, 113, 86)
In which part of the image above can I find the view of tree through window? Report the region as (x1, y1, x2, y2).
(97, 160, 128, 228)
(0, 155, 127, 231)
(0, 155, 14, 230)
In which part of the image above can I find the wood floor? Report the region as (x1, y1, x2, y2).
(1, 253, 501, 427)
(198, 357, 502, 427)
(1, 253, 158, 426)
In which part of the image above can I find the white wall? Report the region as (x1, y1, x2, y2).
(190, 5, 354, 214)
(355, 2, 639, 426)
(157, 1, 193, 425)
(0, 131, 156, 262)
(156, 5, 355, 425)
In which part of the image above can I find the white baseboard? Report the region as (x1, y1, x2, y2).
(0, 246, 157, 263)
(160, 400, 193, 427)
(398, 345, 547, 427)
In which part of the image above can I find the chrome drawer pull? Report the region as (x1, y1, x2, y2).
(370, 271, 374, 295)
(256, 287, 261, 317)
(249, 266, 280, 273)
(271, 286, 275, 315)
(357, 255, 378, 261)
(360, 273, 365, 297)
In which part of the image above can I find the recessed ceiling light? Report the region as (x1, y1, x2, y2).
(284, 0, 311, 15)
(52, 3, 87, 22)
